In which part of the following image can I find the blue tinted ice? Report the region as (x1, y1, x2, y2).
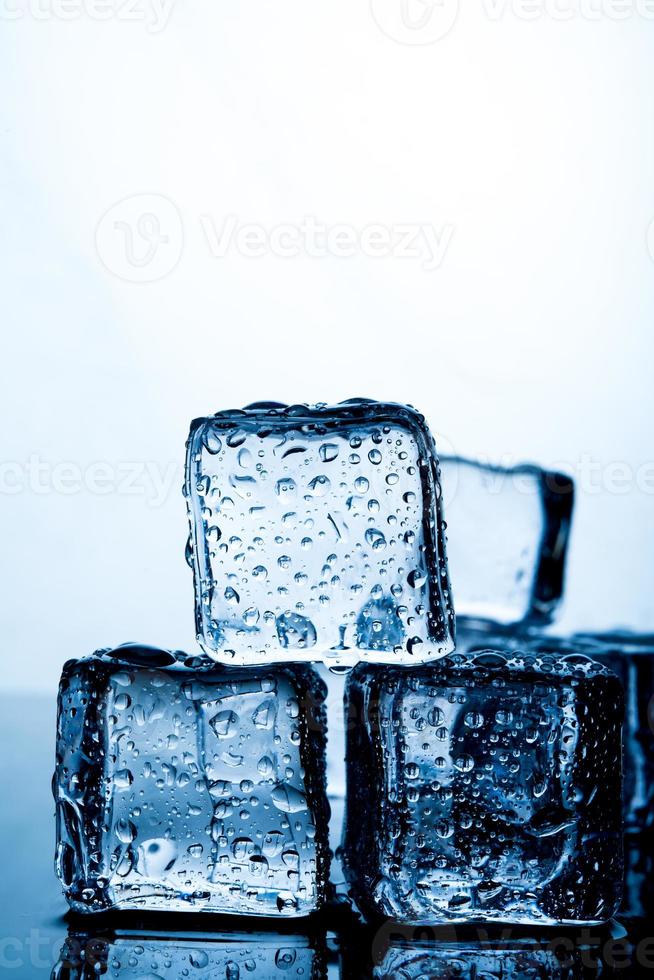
(54, 930, 326, 978)
(184, 400, 454, 668)
(440, 458, 574, 626)
(54, 644, 330, 916)
(460, 626, 654, 833)
(575, 632, 654, 834)
(343, 651, 623, 925)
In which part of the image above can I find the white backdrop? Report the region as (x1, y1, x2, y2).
(2, 1, 654, 691)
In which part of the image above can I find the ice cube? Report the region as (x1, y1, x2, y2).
(54, 643, 330, 916)
(461, 626, 654, 834)
(184, 400, 454, 668)
(343, 650, 623, 925)
(440, 458, 574, 627)
(54, 928, 327, 978)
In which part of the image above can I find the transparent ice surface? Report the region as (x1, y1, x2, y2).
(54, 644, 330, 916)
(343, 651, 623, 925)
(460, 625, 654, 833)
(54, 930, 326, 979)
(440, 458, 574, 626)
(184, 401, 454, 668)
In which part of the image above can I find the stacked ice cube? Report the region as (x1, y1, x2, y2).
(53, 399, 629, 949)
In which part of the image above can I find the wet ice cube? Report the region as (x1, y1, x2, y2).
(343, 650, 623, 925)
(54, 643, 330, 916)
(54, 929, 326, 979)
(440, 458, 574, 626)
(184, 400, 454, 668)
(461, 626, 654, 834)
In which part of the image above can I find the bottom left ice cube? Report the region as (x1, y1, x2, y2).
(54, 644, 330, 916)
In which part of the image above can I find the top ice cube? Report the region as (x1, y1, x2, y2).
(185, 400, 454, 668)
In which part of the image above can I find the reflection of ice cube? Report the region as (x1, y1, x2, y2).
(185, 400, 454, 668)
(343, 651, 623, 925)
(370, 934, 611, 979)
(54, 644, 330, 916)
(54, 929, 326, 979)
(440, 458, 574, 626)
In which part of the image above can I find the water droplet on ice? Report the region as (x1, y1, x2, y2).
(252, 699, 276, 729)
(319, 443, 339, 462)
(275, 477, 297, 498)
(365, 528, 387, 551)
(209, 710, 239, 738)
(272, 784, 307, 813)
(308, 474, 331, 496)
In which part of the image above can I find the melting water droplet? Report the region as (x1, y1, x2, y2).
(308, 474, 331, 496)
(202, 429, 222, 455)
(276, 612, 317, 650)
(271, 784, 307, 813)
(319, 442, 339, 462)
(275, 477, 297, 498)
(365, 528, 387, 551)
(252, 698, 276, 730)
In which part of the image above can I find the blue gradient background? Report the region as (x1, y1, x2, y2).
(2, 5, 654, 693)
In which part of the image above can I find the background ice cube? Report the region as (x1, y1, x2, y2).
(343, 652, 623, 925)
(185, 400, 454, 668)
(440, 458, 574, 626)
(54, 644, 330, 916)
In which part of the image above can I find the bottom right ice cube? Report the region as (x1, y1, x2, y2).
(342, 650, 624, 925)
